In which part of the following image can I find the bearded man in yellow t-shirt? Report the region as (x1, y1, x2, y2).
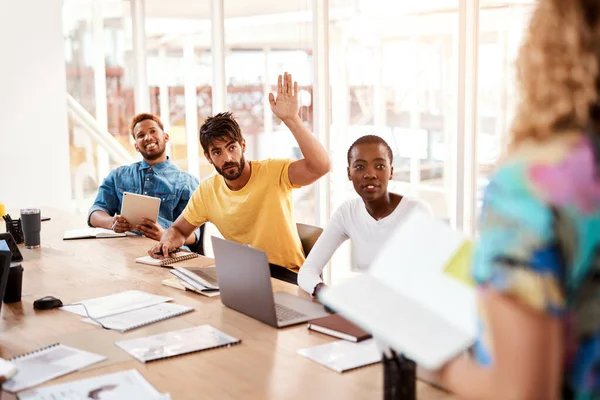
(148, 72, 331, 284)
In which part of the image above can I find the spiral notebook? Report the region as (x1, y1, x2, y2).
(297, 339, 381, 373)
(136, 251, 198, 267)
(115, 325, 241, 363)
(3, 344, 105, 393)
(18, 369, 170, 400)
(82, 303, 194, 332)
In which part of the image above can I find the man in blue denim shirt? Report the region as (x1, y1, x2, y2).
(88, 113, 203, 252)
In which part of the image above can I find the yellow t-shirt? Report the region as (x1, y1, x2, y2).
(182, 159, 305, 271)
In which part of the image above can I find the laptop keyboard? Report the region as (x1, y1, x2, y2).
(275, 303, 307, 322)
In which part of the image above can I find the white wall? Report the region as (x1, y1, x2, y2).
(0, 0, 72, 211)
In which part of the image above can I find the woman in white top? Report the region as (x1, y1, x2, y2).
(298, 135, 431, 296)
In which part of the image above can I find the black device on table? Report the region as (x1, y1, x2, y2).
(0, 233, 25, 303)
(0, 237, 16, 312)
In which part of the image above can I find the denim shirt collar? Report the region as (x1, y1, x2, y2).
(140, 156, 172, 172)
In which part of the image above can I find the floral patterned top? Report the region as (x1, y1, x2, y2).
(472, 134, 600, 399)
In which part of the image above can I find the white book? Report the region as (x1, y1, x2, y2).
(18, 369, 170, 400)
(116, 325, 241, 363)
(297, 339, 381, 373)
(3, 344, 105, 393)
(63, 227, 126, 240)
(60, 290, 172, 319)
(82, 303, 194, 332)
(320, 209, 476, 370)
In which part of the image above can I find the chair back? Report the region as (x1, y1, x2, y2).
(296, 223, 323, 257)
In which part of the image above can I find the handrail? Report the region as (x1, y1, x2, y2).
(66, 93, 136, 165)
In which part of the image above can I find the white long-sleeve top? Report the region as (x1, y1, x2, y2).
(298, 196, 432, 295)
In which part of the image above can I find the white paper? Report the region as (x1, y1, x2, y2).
(17, 369, 170, 400)
(297, 339, 381, 373)
(60, 290, 172, 319)
(115, 325, 240, 363)
(4, 344, 105, 393)
(82, 303, 194, 332)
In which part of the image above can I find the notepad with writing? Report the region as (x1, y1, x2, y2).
(115, 325, 241, 363)
(3, 344, 105, 392)
(298, 339, 381, 373)
(135, 251, 199, 267)
(308, 314, 372, 342)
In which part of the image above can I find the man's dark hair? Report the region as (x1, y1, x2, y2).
(199, 112, 244, 153)
(347, 135, 394, 165)
(129, 113, 164, 138)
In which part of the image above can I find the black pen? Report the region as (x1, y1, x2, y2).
(153, 249, 180, 255)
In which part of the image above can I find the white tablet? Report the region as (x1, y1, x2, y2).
(120, 192, 161, 229)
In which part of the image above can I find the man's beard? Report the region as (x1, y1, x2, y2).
(215, 155, 246, 180)
(139, 141, 167, 161)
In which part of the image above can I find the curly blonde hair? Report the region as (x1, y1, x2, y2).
(511, 0, 600, 148)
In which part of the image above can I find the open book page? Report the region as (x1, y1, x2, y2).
(320, 209, 477, 370)
(3, 344, 105, 393)
(367, 209, 476, 339)
(17, 369, 170, 400)
(60, 290, 172, 319)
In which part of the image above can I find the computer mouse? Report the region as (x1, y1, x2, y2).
(33, 296, 63, 310)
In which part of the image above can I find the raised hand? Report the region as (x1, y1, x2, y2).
(268, 72, 299, 123)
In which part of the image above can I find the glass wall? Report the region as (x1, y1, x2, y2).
(224, 5, 316, 225)
(61, 0, 537, 282)
(328, 0, 459, 284)
(475, 4, 535, 227)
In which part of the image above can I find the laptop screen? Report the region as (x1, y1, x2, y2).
(0, 242, 12, 314)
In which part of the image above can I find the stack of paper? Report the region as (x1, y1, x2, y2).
(168, 266, 220, 298)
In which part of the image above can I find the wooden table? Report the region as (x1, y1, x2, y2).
(0, 209, 455, 400)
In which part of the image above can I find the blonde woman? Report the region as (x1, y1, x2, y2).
(436, 1, 600, 398)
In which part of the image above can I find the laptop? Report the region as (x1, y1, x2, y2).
(212, 237, 329, 328)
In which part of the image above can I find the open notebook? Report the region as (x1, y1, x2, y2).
(136, 251, 198, 267)
(3, 344, 105, 393)
(82, 303, 194, 332)
(63, 227, 127, 240)
(320, 209, 476, 370)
